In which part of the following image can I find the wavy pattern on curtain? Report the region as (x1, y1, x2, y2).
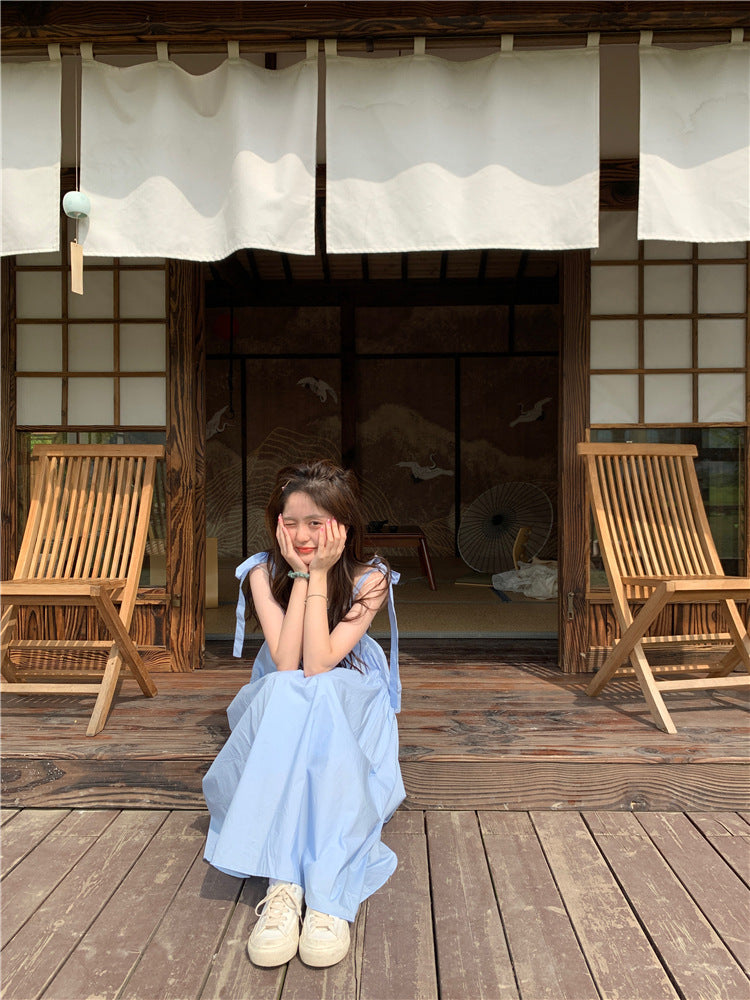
(325, 45, 600, 253)
(79, 45, 318, 260)
(638, 39, 750, 242)
(1, 58, 62, 256)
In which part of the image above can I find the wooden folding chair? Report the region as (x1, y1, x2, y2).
(578, 442, 750, 734)
(1, 444, 164, 736)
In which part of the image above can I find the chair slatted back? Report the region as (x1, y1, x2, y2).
(15, 445, 164, 626)
(579, 443, 723, 604)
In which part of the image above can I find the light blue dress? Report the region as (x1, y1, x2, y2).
(202, 552, 405, 922)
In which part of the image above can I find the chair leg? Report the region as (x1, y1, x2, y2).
(0, 606, 20, 682)
(708, 600, 750, 677)
(87, 652, 123, 736)
(586, 583, 670, 696)
(628, 643, 677, 735)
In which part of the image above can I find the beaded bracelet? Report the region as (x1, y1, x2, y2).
(288, 570, 310, 580)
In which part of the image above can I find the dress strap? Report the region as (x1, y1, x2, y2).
(357, 559, 401, 713)
(233, 552, 269, 657)
(386, 569, 401, 713)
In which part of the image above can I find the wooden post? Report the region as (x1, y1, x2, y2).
(1, 257, 17, 581)
(558, 250, 590, 673)
(167, 260, 206, 671)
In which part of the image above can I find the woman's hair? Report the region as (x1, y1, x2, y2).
(250, 460, 389, 665)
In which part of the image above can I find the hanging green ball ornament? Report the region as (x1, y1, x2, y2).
(62, 190, 91, 219)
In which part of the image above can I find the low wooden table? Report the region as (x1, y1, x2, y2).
(363, 525, 437, 590)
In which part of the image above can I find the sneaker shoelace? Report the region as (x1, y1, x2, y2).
(306, 910, 339, 936)
(255, 884, 302, 931)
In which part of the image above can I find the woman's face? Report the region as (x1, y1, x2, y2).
(281, 491, 334, 566)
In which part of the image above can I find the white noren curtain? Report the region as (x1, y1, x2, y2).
(1, 59, 62, 256)
(326, 46, 600, 253)
(638, 41, 750, 242)
(80, 49, 318, 259)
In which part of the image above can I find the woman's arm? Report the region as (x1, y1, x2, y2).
(249, 561, 307, 672)
(302, 519, 388, 676)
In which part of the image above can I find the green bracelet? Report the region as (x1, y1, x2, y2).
(288, 571, 310, 580)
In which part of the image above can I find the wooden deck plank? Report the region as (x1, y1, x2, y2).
(0, 809, 117, 949)
(0, 808, 19, 825)
(42, 811, 207, 1000)
(0, 808, 68, 876)
(360, 812, 438, 1000)
(480, 812, 599, 1000)
(586, 811, 749, 1000)
(0, 810, 166, 1000)
(2, 643, 749, 811)
(531, 812, 679, 999)
(688, 813, 750, 885)
(426, 811, 517, 1000)
(199, 877, 285, 1000)
(119, 845, 242, 1000)
(635, 812, 750, 975)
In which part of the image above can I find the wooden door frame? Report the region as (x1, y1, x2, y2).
(557, 250, 590, 673)
(166, 260, 206, 670)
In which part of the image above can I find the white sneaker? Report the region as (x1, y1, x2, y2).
(247, 881, 303, 967)
(298, 908, 351, 967)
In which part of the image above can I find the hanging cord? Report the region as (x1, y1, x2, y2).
(74, 56, 81, 244)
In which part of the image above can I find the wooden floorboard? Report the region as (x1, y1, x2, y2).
(2, 640, 748, 811)
(2, 808, 749, 1000)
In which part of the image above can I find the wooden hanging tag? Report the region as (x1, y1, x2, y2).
(70, 241, 84, 295)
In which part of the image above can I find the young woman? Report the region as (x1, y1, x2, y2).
(203, 461, 404, 969)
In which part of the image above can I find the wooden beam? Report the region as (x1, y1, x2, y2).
(3, 2, 748, 47)
(205, 276, 559, 308)
(600, 158, 639, 211)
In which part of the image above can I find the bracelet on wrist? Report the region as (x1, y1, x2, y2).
(288, 570, 310, 580)
(305, 593, 329, 608)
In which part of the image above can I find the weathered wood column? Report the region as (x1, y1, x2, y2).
(558, 250, 590, 672)
(1, 257, 17, 581)
(167, 260, 206, 670)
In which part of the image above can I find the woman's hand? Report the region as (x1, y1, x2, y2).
(309, 518, 347, 573)
(276, 516, 308, 573)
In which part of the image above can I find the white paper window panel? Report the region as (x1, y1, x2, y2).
(643, 319, 692, 369)
(592, 213, 638, 261)
(697, 265, 747, 314)
(643, 374, 693, 423)
(68, 271, 115, 319)
(16, 377, 62, 424)
(698, 242, 746, 260)
(590, 374, 639, 423)
(68, 324, 115, 372)
(590, 266, 639, 315)
(119, 324, 167, 372)
(697, 319, 746, 369)
(590, 320, 639, 369)
(643, 265, 692, 314)
(698, 373, 746, 423)
(16, 324, 63, 371)
(119, 377, 166, 426)
(67, 377, 114, 425)
(15, 271, 61, 319)
(643, 240, 692, 260)
(120, 271, 166, 319)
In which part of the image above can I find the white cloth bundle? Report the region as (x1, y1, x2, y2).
(492, 559, 558, 601)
